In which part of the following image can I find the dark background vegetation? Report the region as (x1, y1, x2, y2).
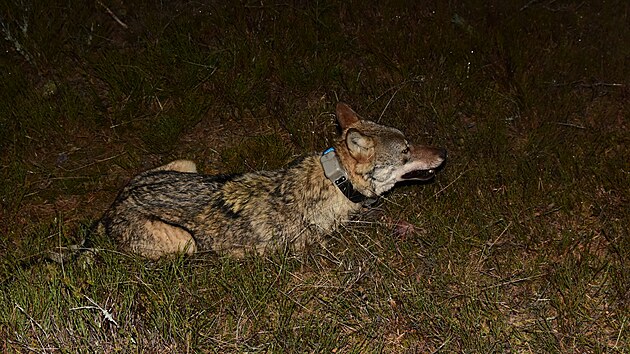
(1, 0, 628, 352)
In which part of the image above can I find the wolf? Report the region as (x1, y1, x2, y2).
(99, 103, 447, 258)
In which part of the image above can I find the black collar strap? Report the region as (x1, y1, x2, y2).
(320, 148, 379, 207)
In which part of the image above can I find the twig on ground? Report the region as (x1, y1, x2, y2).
(481, 274, 543, 292)
(70, 295, 119, 327)
(546, 80, 624, 88)
(555, 122, 585, 129)
(15, 302, 48, 338)
(96, 0, 128, 29)
(378, 84, 406, 123)
(615, 316, 626, 349)
(368, 77, 422, 123)
(433, 166, 468, 199)
(520, 0, 543, 11)
(61, 152, 125, 172)
(431, 336, 452, 353)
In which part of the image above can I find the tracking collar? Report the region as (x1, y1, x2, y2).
(320, 147, 378, 207)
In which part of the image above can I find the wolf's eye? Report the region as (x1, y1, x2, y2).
(401, 147, 410, 154)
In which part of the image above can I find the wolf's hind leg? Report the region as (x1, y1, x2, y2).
(151, 160, 197, 173)
(130, 219, 197, 259)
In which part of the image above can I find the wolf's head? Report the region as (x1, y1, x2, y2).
(333, 103, 447, 197)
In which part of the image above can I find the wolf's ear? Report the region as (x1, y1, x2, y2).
(336, 102, 360, 130)
(346, 128, 374, 159)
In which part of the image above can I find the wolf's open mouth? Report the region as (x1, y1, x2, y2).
(401, 169, 435, 181)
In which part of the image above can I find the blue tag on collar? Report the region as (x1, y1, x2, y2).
(322, 147, 335, 155)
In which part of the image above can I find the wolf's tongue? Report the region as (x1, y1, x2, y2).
(401, 169, 435, 180)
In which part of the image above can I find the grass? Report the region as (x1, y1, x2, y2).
(1, 0, 628, 352)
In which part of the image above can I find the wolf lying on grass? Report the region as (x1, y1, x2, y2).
(99, 103, 447, 258)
